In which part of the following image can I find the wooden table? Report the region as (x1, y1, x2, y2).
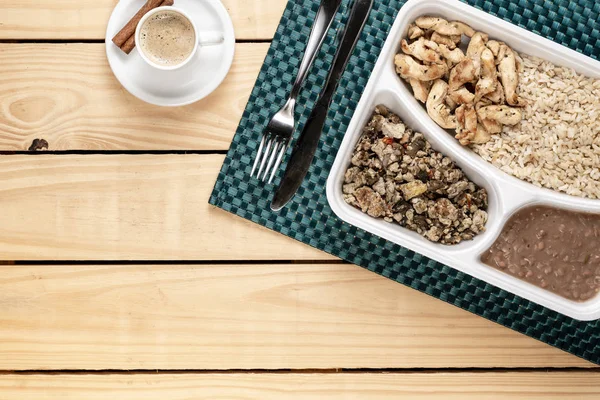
(0, 1, 598, 398)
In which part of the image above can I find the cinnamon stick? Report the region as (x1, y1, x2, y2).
(112, 0, 163, 48)
(115, 0, 175, 54)
(121, 34, 137, 55)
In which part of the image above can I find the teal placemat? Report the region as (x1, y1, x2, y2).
(210, 0, 600, 364)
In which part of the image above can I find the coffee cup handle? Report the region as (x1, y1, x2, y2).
(197, 31, 225, 46)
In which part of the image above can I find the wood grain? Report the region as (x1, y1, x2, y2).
(1, 372, 600, 399)
(0, 0, 286, 40)
(0, 263, 587, 369)
(0, 154, 332, 260)
(0, 43, 267, 151)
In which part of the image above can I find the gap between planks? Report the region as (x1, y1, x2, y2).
(0, 39, 272, 44)
(0, 151, 229, 155)
(1, 260, 348, 265)
(0, 367, 599, 375)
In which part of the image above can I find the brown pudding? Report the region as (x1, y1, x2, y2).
(481, 205, 600, 302)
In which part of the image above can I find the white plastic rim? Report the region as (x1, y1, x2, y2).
(326, 0, 600, 320)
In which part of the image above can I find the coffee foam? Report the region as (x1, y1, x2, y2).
(139, 11, 195, 66)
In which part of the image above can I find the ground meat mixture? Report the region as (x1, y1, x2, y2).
(343, 105, 489, 245)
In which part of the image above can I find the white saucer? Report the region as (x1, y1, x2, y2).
(105, 0, 235, 107)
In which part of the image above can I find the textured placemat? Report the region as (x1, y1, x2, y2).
(210, 0, 600, 364)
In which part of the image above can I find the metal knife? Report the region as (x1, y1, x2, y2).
(271, 0, 374, 211)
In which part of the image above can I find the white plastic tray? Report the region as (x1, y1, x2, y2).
(326, 0, 600, 320)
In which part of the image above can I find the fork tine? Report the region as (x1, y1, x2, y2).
(262, 139, 281, 181)
(267, 144, 287, 184)
(256, 135, 273, 179)
(250, 134, 266, 177)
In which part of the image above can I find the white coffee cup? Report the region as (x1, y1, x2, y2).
(135, 6, 224, 71)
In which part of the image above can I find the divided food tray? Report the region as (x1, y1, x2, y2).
(327, 0, 600, 320)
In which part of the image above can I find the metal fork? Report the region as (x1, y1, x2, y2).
(250, 0, 342, 183)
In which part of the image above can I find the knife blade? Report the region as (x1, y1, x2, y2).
(270, 0, 374, 211)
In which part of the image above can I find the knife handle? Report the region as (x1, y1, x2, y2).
(318, 0, 373, 105)
(290, 0, 343, 101)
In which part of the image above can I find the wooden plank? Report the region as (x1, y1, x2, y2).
(0, 0, 286, 40)
(0, 372, 599, 398)
(0, 43, 267, 151)
(0, 154, 332, 260)
(0, 264, 588, 369)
